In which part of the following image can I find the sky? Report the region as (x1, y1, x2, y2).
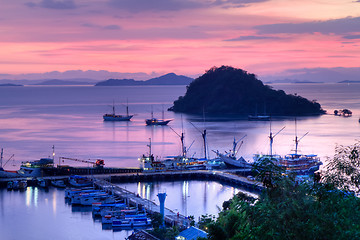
(0, 0, 359, 78)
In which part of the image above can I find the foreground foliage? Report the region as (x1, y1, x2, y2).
(206, 143, 360, 239)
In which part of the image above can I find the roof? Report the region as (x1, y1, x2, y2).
(176, 226, 208, 240)
(127, 230, 160, 240)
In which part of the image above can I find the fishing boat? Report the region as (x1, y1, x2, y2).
(51, 179, 67, 188)
(103, 101, 133, 121)
(248, 115, 270, 121)
(214, 135, 251, 169)
(139, 138, 167, 172)
(253, 120, 322, 175)
(7, 181, 13, 190)
(68, 175, 93, 188)
(112, 216, 152, 228)
(145, 108, 172, 126)
(19, 180, 27, 190)
(248, 103, 270, 121)
(0, 148, 19, 178)
(37, 178, 47, 188)
(80, 193, 115, 206)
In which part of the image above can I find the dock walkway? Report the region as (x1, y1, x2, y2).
(93, 178, 191, 228)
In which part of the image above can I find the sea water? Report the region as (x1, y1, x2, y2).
(0, 83, 359, 239)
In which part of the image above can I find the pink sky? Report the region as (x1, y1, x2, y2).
(0, 0, 359, 77)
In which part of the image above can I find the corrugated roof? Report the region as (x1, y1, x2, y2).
(177, 226, 208, 240)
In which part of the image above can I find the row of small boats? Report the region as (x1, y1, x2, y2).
(6, 175, 92, 191)
(65, 187, 152, 229)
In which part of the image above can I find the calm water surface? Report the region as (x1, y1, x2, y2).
(0, 83, 359, 239)
(0, 180, 249, 240)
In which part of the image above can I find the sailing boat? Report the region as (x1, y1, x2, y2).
(248, 103, 270, 121)
(145, 107, 172, 126)
(279, 119, 322, 175)
(103, 101, 133, 121)
(214, 135, 250, 168)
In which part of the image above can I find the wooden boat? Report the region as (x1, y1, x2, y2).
(145, 108, 171, 126)
(103, 101, 133, 121)
(51, 179, 67, 188)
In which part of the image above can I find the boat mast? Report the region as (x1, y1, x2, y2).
(0, 148, 3, 168)
(269, 121, 285, 157)
(112, 100, 115, 115)
(126, 99, 129, 117)
(294, 118, 308, 155)
(147, 138, 152, 156)
(189, 121, 207, 159)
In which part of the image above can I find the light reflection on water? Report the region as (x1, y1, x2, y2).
(118, 180, 258, 220)
(0, 180, 252, 240)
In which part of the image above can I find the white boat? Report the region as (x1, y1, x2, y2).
(17, 158, 54, 177)
(103, 101, 133, 121)
(215, 135, 251, 169)
(145, 108, 171, 126)
(0, 149, 19, 178)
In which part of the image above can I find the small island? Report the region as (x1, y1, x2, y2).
(0, 83, 23, 87)
(169, 66, 326, 116)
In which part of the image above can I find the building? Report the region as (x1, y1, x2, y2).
(175, 226, 208, 240)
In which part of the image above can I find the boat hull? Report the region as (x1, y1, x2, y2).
(103, 115, 133, 121)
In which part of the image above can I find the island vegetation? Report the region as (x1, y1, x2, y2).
(169, 66, 326, 116)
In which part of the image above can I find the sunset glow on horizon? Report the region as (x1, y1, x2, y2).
(1, 0, 359, 77)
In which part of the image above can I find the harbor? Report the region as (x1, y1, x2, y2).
(0, 84, 359, 239)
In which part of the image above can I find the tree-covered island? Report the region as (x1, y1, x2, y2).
(169, 66, 326, 116)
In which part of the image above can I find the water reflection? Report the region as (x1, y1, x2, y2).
(120, 180, 259, 219)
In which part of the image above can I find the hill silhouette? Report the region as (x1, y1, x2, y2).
(169, 66, 326, 116)
(95, 73, 193, 86)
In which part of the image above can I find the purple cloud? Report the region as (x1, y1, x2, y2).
(343, 34, 360, 39)
(255, 17, 360, 35)
(224, 35, 280, 41)
(108, 0, 269, 12)
(25, 0, 77, 10)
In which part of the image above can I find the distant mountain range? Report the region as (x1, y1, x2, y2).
(95, 73, 194, 86)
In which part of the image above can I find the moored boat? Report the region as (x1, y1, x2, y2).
(103, 101, 133, 121)
(215, 135, 251, 169)
(253, 120, 322, 176)
(51, 179, 67, 188)
(145, 108, 172, 126)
